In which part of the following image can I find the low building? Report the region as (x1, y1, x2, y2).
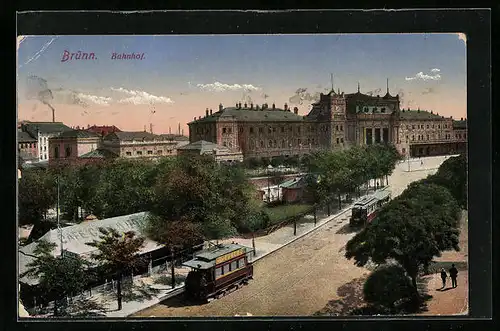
(101, 131, 179, 158)
(20, 122, 73, 162)
(78, 148, 119, 164)
(18, 212, 166, 309)
(177, 140, 244, 164)
(18, 130, 38, 163)
(48, 130, 102, 166)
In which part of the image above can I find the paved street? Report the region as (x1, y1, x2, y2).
(132, 155, 450, 317)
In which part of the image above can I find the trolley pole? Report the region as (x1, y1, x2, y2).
(170, 247, 175, 289)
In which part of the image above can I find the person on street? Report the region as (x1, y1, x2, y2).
(449, 264, 459, 288)
(440, 268, 447, 289)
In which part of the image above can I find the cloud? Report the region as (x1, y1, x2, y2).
(196, 82, 261, 92)
(405, 71, 441, 81)
(75, 93, 112, 106)
(457, 33, 467, 44)
(421, 87, 437, 95)
(288, 87, 321, 105)
(430, 68, 440, 73)
(366, 88, 382, 96)
(111, 87, 174, 105)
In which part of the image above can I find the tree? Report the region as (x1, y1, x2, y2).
(21, 240, 91, 316)
(18, 169, 56, 226)
(151, 154, 256, 240)
(146, 216, 205, 249)
(86, 228, 146, 311)
(345, 182, 461, 299)
(363, 264, 415, 312)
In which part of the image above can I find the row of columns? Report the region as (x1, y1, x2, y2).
(363, 127, 391, 144)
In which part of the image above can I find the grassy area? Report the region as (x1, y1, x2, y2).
(262, 203, 314, 225)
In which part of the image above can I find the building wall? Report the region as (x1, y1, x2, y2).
(49, 137, 101, 160)
(18, 141, 38, 160)
(102, 140, 179, 158)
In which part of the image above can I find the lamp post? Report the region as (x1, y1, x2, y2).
(407, 150, 411, 172)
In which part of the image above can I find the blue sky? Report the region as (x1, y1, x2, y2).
(17, 33, 467, 132)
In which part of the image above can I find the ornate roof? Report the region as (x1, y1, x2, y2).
(189, 106, 305, 124)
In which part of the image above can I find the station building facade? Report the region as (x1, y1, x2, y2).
(188, 86, 467, 159)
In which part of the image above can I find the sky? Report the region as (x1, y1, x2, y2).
(17, 33, 467, 135)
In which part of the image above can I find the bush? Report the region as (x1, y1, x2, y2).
(363, 264, 415, 311)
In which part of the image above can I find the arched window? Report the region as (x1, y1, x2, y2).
(54, 146, 59, 159)
(65, 147, 71, 157)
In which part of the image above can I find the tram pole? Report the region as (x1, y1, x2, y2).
(170, 247, 175, 289)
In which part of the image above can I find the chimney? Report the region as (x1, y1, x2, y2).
(144, 125, 146, 132)
(256, 105, 260, 111)
(181, 129, 184, 136)
(193, 117, 196, 121)
(284, 103, 288, 111)
(235, 103, 239, 108)
(169, 126, 172, 134)
(461, 117, 463, 121)
(238, 102, 242, 109)
(250, 103, 254, 109)
(431, 110, 433, 114)
(294, 107, 299, 115)
(178, 123, 181, 135)
(210, 109, 213, 115)
(150, 123, 153, 134)
(272, 103, 276, 110)
(198, 116, 201, 120)
(244, 103, 247, 108)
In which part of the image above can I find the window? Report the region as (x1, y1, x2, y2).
(438, 125, 441, 129)
(427, 135, 429, 140)
(340, 125, 343, 131)
(268, 127, 272, 134)
(146, 150, 152, 155)
(412, 125, 415, 129)
(273, 127, 276, 133)
(281, 140, 286, 148)
(432, 124, 435, 128)
(223, 142, 227, 147)
(445, 124, 447, 128)
(260, 141, 264, 148)
(298, 139, 301, 145)
(406, 135, 409, 142)
(427, 124, 430, 129)
(298, 127, 301, 133)
(54, 146, 59, 158)
(137, 151, 143, 155)
(381, 107, 386, 113)
(236, 258, 245, 269)
(336, 125, 339, 131)
(412, 135, 415, 141)
(239, 127, 243, 133)
(336, 138, 340, 144)
(223, 263, 230, 275)
(230, 260, 238, 271)
(341, 138, 344, 143)
(157, 150, 163, 155)
(223, 128, 227, 134)
(281, 127, 285, 133)
(273, 140, 277, 147)
(464, 133, 466, 139)
(259, 127, 263, 133)
(228, 128, 232, 134)
(215, 267, 222, 278)
(268, 140, 272, 148)
(250, 127, 254, 134)
(126, 151, 132, 156)
(65, 147, 71, 157)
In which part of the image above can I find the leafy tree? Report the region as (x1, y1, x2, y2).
(345, 182, 460, 299)
(363, 264, 414, 312)
(86, 228, 146, 311)
(146, 216, 205, 249)
(18, 169, 56, 226)
(270, 156, 285, 167)
(21, 240, 91, 316)
(151, 154, 257, 239)
(423, 154, 467, 209)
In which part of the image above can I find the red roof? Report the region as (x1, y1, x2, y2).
(86, 125, 122, 136)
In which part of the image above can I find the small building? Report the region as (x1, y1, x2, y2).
(20, 122, 73, 162)
(18, 212, 167, 309)
(48, 130, 102, 166)
(177, 140, 244, 164)
(280, 175, 316, 203)
(101, 131, 179, 158)
(18, 130, 38, 163)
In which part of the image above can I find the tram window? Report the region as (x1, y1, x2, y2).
(215, 267, 222, 278)
(237, 258, 245, 268)
(223, 264, 230, 275)
(231, 260, 238, 271)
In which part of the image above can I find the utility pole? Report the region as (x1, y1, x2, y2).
(331, 73, 334, 92)
(252, 233, 256, 257)
(407, 152, 411, 172)
(170, 247, 176, 289)
(57, 176, 63, 256)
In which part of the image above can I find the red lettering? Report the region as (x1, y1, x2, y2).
(61, 50, 70, 62)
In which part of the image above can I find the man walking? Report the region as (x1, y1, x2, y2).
(440, 268, 448, 289)
(449, 264, 459, 288)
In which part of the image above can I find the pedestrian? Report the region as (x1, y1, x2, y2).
(440, 268, 447, 288)
(421, 160, 424, 166)
(449, 264, 458, 288)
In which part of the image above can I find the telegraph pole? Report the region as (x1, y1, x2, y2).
(57, 176, 63, 256)
(407, 152, 411, 172)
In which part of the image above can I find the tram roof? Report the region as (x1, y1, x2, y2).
(373, 187, 391, 200)
(182, 243, 251, 270)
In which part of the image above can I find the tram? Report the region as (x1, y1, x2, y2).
(350, 187, 392, 226)
(183, 243, 254, 302)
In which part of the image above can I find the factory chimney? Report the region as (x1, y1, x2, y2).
(294, 107, 299, 115)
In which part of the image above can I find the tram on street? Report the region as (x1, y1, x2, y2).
(183, 243, 254, 302)
(350, 187, 392, 226)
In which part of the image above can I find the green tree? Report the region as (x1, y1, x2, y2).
(345, 182, 460, 299)
(146, 216, 205, 249)
(21, 240, 91, 316)
(18, 169, 56, 226)
(151, 154, 256, 239)
(86, 228, 146, 311)
(363, 264, 415, 312)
